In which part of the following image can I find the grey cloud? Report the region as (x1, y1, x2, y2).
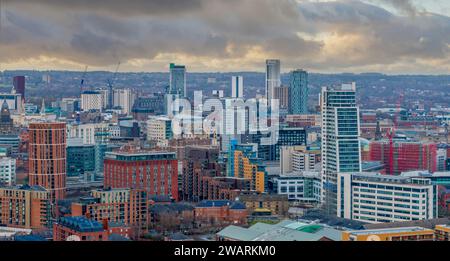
(0, 0, 449, 73)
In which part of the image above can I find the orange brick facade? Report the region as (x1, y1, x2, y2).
(28, 122, 67, 204)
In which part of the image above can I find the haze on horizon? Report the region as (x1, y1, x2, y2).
(0, 0, 449, 74)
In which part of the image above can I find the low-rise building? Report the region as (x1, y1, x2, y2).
(0, 157, 16, 186)
(216, 220, 341, 241)
(0, 185, 51, 229)
(342, 227, 435, 241)
(194, 200, 248, 227)
(239, 193, 289, 217)
(273, 171, 321, 203)
(337, 172, 437, 223)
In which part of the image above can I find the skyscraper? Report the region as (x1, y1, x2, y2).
(265, 59, 281, 102)
(13, 76, 25, 101)
(169, 63, 186, 98)
(289, 69, 308, 114)
(321, 83, 361, 216)
(231, 76, 244, 98)
(29, 122, 67, 204)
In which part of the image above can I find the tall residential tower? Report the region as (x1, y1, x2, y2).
(321, 83, 361, 216)
(265, 59, 281, 102)
(28, 122, 67, 204)
(289, 69, 308, 114)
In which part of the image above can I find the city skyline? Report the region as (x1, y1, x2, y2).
(0, 0, 449, 74)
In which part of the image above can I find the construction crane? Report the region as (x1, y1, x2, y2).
(386, 93, 404, 175)
(79, 65, 88, 96)
(107, 61, 121, 109)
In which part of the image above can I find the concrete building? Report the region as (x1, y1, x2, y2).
(280, 145, 320, 174)
(274, 171, 321, 203)
(337, 172, 437, 223)
(0, 157, 16, 186)
(321, 83, 362, 215)
(113, 89, 136, 115)
(274, 86, 290, 112)
(231, 76, 244, 98)
(147, 116, 173, 147)
(265, 59, 281, 102)
(81, 91, 103, 111)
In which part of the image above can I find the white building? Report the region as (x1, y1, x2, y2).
(113, 89, 136, 115)
(0, 93, 23, 113)
(337, 172, 437, 224)
(321, 83, 361, 215)
(67, 123, 120, 145)
(81, 91, 103, 111)
(437, 148, 447, 172)
(0, 157, 16, 186)
(265, 59, 281, 102)
(231, 76, 244, 98)
(274, 171, 321, 203)
(280, 145, 320, 174)
(147, 116, 173, 147)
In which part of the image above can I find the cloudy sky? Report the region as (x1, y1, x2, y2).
(0, 0, 449, 74)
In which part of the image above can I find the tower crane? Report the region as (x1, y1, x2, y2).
(386, 93, 404, 175)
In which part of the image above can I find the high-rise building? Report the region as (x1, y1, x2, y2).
(169, 63, 186, 98)
(231, 76, 244, 98)
(280, 145, 320, 174)
(265, 59, 281, 102)
(28, 122, 67, 204)
(232, 147, 266, 193)
(103, 150, 179, 201)
(269, 127, 307, 161)
(13, 76, 25, 101)
(0, 185, 52, 229)
(66, 139, 95, 177)
(274, 86, 290, 111)
(337, 172, 437, 223)
(147, 116, 173, 147)
(113, 89, 136, 115)
(289, 69, 308, 114)
(321, 83, 361, 215)
(81, 91, 103, 111)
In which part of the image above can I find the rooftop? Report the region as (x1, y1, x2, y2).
(217, 220, 342, 241)
(346, 226, 433, 236)
(57, 216, 104, 233)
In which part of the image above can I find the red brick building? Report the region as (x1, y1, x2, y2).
(28, 122, 66, 203)
(71, 188, 152, 235)
(194, 200, 248, 227)
(0, 185, 51, 229)
(369, 140, 437, 175)
(53, 216, 130, 241)
(104, 150, 178, 201)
